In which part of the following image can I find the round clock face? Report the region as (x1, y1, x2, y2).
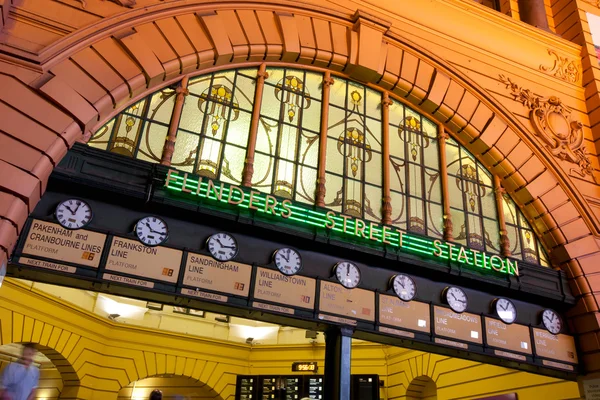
(542, 309, 562, 335)
(390, 274, 416, 302)
(273, 248, 302, 276)
(55, 199, 92, 229)
(495, 298, 517, 324)
(207, 233, 238, 262)
(135, 216, 168, 246)
(334, 261, 361, 289)
(445, 286, 468, 313)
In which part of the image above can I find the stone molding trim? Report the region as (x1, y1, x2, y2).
(499, 74, 595, 181)
(77, 0, 137, 8)
(582, 0, 600, 8)
(0, 2, 599, 373)
(539, 49, 582, 84)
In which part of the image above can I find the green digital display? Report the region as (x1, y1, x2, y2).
(164, 169, 519, 276)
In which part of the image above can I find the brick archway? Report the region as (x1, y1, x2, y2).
(1, 2, 599, 372)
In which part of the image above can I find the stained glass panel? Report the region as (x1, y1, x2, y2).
(325, 77, 383, 220)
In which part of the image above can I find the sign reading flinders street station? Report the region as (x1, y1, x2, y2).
(164, 169, 520, 277)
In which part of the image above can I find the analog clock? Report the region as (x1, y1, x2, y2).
(55, 199, 92, 229)
(444, 286, 468, 313)
(390, 274, 417, 302)
(135, 216, 168, 246)
(494, 298, 517, 324)
(541, 309, 562, 335)
(334, 261, 361, 289)
(207, 232, 238, 262)
(273, 247, 302, 276)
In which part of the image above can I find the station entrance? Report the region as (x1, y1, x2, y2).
(0, 45, 589, 400)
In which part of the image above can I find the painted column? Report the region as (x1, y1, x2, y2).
(242, 63, 269, 187)
(494, 175, 511, 257)
(324, 326, 353, 400)
(160, 76, 189, 166)
(518, 0, 550, 31)
(316, 72, 335, 207)
(438, 129, 453, 241)
(381, 93, 393, 225)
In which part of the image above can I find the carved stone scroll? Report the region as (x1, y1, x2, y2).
(499, 75, 594, 180)
(539, 49, 581, 84)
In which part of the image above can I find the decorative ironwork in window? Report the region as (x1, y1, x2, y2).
(503, 195, 550, 267)
(446, 138, 498, 253)
(326, 78, 383, 221)
(388, 103, 443, 238)
(254, 68, 322, 204)
(89, 66, 551, 268)
(89, 88, 176, 159)
(177, 69, 257, 183)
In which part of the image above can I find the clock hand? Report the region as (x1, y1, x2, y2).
(144, 222, 165, 235)
(64, 205, 76, 215)
(280, 252, 290, 263)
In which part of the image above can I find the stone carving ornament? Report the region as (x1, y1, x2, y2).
(539, 49, 581, 84)
(499, 75, 594, 179)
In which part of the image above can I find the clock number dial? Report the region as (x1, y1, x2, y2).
(334, 261, 361, 289)
(207, 233, 238, 262)
(390, 274, 416, 302)
(444, 286, 468, 313)
(542, 309, 562, 335)
(494, 298, 517, 324)
(273, 248, 302, 276)
(135, 216, 169, 246)
(55, 199, 93, 229)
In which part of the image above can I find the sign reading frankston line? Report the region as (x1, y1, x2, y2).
(253, 267, 316, 310)
(106, 237, 182, 283)
(23, 219, 106, 268)
(183, 252, 252, 297)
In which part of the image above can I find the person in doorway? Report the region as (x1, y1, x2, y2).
(149, 389, 163, 400)
(0, 343, 39, 400)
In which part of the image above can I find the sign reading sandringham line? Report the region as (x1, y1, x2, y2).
(164, 169, 519, 276)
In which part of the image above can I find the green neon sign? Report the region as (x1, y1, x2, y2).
(164, 169, 519, 276)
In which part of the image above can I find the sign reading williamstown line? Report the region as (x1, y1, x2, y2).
(164, 169, 519, 277)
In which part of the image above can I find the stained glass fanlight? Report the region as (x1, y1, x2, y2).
(89, 66, 551, 268)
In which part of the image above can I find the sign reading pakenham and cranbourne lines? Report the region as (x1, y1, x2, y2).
(164, 169, 520, 277)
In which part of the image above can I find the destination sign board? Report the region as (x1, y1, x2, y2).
(379, 294, 430, 333)
(106, 237, 182, 283)
(254, 267, 316, 310)
(318, 281, 375, 322)
(533, 328, 578, 364)
(484, 318, 532, 355)
(184, 252, 252, 297)
(23, 219, 106, 268)
(434, 306, 482, 344)
(11, 216, 580, 377)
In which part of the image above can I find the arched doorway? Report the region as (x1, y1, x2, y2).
(406, 375, 437, 400)
(119, 375, 223, 400)
(0, 343, 79, 400)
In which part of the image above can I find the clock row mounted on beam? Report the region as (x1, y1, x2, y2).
(54, 198, 564, 336)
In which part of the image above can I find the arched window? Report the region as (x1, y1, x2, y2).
(89, 67, 549, 268)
